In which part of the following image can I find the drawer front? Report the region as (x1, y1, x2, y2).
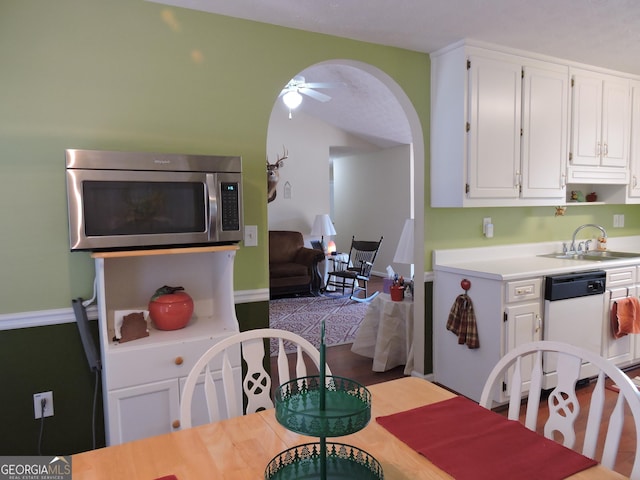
(606, 267, 636, 287)
(105, 334, 240, 390)
(505, 278, 542, 303)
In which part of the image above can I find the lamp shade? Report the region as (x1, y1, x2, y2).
(393, 219, 414, 264)
(310, 214, 336, 237)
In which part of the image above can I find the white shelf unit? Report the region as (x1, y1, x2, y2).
(92, 245, 241, 446)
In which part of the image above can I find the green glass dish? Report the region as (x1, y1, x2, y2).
(274, 376, 371, 437)
(264, 442, 383, 480)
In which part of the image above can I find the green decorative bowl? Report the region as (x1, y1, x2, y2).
(264, 442, 383, 480)
(274, 376, 371, 437)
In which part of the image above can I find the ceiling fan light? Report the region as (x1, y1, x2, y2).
(283, 90, 302, 109)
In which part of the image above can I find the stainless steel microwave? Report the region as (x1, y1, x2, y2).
(65, 149, 243, 251)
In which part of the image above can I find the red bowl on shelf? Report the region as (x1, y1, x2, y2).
(149, 289, 194, 331)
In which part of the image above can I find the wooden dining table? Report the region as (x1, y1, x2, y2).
(72, 377, 625, 479)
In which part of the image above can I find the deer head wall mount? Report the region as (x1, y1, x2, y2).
(266, 146, 288, 203)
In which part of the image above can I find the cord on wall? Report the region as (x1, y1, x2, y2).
(37, 398, 46, 455)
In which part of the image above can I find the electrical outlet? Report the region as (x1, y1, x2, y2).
(613, 214, 625, 228)
(33, 391, 54, 419)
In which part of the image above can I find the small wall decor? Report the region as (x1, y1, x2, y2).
(555, 206, 567, 216)
(266, 146, 288, 203)
(283, 181, 292, 199)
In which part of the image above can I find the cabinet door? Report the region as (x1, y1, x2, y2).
(571, 74, 602, 166)
(467, 55, 521, 199)
(521, 63, 568, 199)
(503, 302, 542, 395)
(107, 379, 180, 445)
(630, 81, 640, 198)
(603, 287, 635, 366)
(601, 78, 630, 167)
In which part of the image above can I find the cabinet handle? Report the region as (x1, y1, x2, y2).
(172, 420, 180, 429)
(634, 176, 638, 188)
(175, 356, 184, 365)
(603, 143, 608, 157)
(560, 173, 566, 188)
(535, 314, 541, 334)
(596, 141, 601, 156)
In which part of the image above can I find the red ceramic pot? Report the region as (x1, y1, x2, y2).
(149, 286, 194, 331)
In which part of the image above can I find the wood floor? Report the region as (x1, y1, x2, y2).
(269, 275, 638, 477)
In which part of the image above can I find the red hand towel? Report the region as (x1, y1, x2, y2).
(611, 296, 640, 338)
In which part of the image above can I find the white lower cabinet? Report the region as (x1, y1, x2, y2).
(94, 246, 242, 446)
(433, 271, 541, 403)
(108, 379, 180, 444)
(602, 266, 637, 367)
(504, 301, 542, 396)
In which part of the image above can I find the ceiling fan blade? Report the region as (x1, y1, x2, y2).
(302, 82, 345, 89)
(299, 87, 331, 102)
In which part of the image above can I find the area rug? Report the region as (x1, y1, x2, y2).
(269, 295, 369, 355)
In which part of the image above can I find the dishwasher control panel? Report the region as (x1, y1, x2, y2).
(544, 270, 606, 301)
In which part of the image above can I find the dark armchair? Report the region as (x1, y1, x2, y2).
(269, 230, 325, 298)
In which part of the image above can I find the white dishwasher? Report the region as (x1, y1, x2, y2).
(542, 270, 606, 389)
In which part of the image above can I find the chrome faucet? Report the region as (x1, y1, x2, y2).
(570, 224, 607, 253)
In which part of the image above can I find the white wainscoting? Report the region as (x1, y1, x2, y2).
(0, 289, 270, 331)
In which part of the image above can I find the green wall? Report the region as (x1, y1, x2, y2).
(427, 205, 640, 264)
(0, 0, 429, 313)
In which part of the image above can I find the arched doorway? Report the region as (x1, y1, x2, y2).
(266, 60, 426, 376)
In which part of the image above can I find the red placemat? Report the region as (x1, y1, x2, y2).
(377, 396, 598, 480)
(154, 476, 177, 480)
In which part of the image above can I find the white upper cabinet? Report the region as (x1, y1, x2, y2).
(467, 54, 522, 200)
(431, 42, 568, 207)
(628, 81, 640, 199)
(520, 62, 569, 199)
(568, 69, 630, 183)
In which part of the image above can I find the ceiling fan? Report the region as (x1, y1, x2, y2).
(279, 75, 344, 117)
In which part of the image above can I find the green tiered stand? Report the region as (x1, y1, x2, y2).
(265, 322, 383, 479)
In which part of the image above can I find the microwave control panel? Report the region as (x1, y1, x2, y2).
(221, 182, 240, 231)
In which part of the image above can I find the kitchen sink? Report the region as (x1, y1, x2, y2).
(538, 250, 640, 261)
(582, 250, 640, 258)
(539, 253, 588, 260)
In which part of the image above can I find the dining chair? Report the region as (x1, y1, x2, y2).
(179, 328, 332, 429)
(480, 340, 640, 479)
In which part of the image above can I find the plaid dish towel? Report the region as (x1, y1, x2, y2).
(446, 294, 479, 348)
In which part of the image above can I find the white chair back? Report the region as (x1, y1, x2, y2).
(480, 340, 640, 479)
(180, 328, 332, 429)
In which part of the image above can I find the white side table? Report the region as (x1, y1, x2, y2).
(351, 293, 414, 374)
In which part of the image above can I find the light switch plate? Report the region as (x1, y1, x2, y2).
(244, 225, 258, 246)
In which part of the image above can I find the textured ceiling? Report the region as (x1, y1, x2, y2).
(149, 0, 640, 147)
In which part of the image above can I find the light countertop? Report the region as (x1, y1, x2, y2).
(433, 236, 640, 281)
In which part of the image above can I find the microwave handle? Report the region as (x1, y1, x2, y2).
(205, 173, 218, 240)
